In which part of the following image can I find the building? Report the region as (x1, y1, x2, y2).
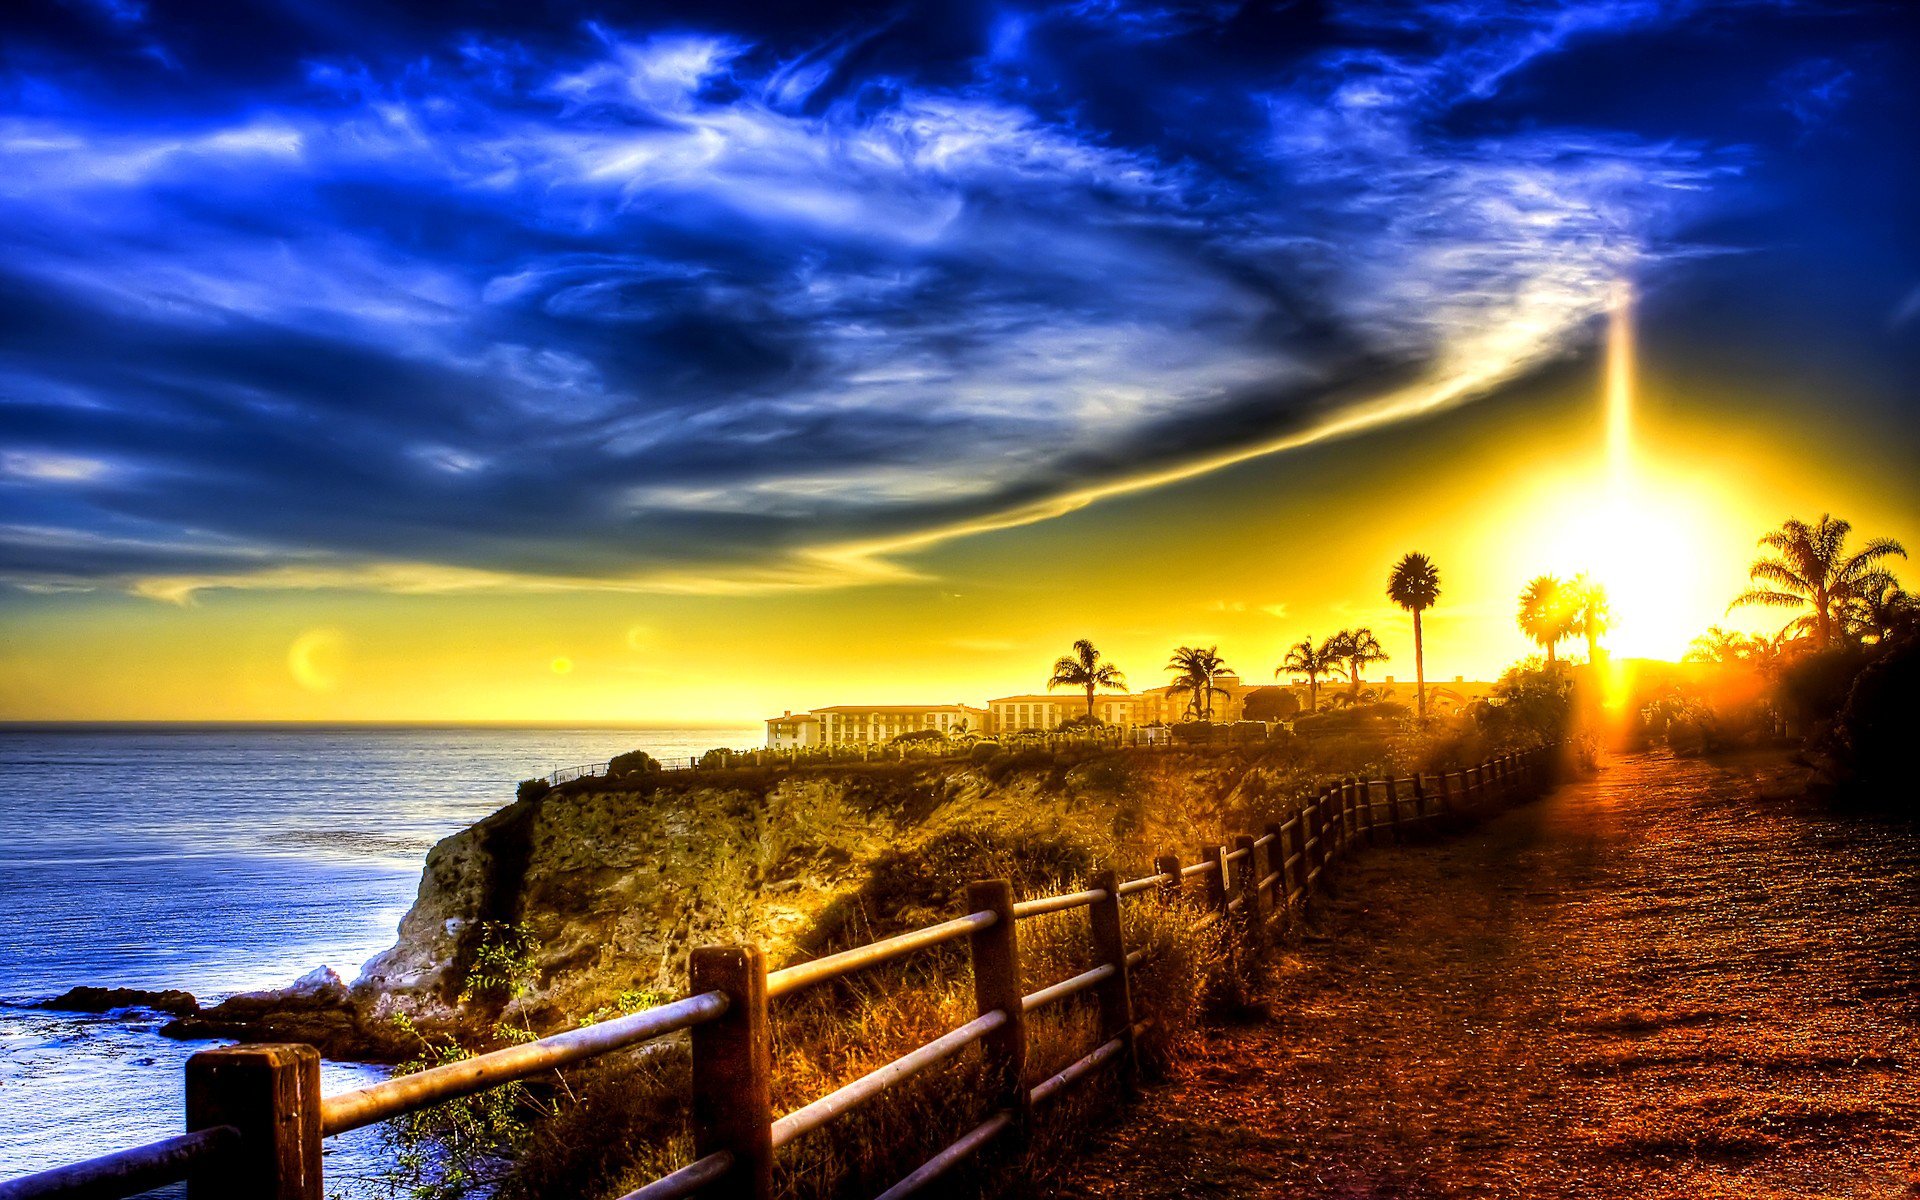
(766, 671, 1502, 747)
(765, 704, 989, 749)
(764, 711, 822, 750)
(987, 672, 1253, 733)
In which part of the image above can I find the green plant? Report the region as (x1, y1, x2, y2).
(608, 750, 664, 778)
(515, 778, 550, 804)
(1387, 552, 1441, 719)
(1048, 638, 1128, 722)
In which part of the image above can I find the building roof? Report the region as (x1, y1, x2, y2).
(807, 704, 985, 715)
(763, 713, 820, 724)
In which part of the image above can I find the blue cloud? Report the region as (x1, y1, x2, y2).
(0, 0, 1895, 596)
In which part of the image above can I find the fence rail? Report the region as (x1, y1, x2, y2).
(0, 747, 1558, 1200)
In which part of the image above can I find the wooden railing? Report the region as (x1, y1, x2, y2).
(0, 748, 1557, 1200)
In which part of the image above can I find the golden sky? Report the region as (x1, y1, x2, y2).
(4, 341, 1914, 726)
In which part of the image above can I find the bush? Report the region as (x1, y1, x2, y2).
(607, 750, 663, 778)
(1820, 633, 1919, 805)
(889, 729, 945, 745)
(515, 778, 551, 804)
(1171, 720, 1219, 744)
(968, 740, 1001, 763)
(1239, 685, 1300, 722)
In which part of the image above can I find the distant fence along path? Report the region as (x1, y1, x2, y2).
(0, 748, 1557, 1200)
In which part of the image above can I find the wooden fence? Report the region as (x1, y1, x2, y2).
(0, 747, 1556, 1200)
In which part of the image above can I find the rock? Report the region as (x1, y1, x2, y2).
(43, 986, 199, 1017)
(159, 965, 410, 1062)
(286, 965, 347, 1002)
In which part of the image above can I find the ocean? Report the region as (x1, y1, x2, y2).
(0, 723, 761, 1191)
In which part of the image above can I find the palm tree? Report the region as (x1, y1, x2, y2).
(1731, 514, 1906, 648)
(1684, 626, 1750, 665)
(1843, 580, 1915, 646)
(1328, 626, 1388, 697)
(1386, 552, 1441, 719)
(1047, 639, 1127, 722)
(1165, 645, 1231, 721)
(1279, 637, 1338, 713)
(1568, 573, 1611, 662)
(1516, 575, 1575, 665)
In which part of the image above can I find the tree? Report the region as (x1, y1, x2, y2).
(1327, 626, 1388, 697)
(1684, 626, 1750, 665)
(1279, 637, 1338, 714)
(1566, 573, 1611, 663)
(1843, 580, 1917, 646)
(1240, 685, 1301, 722)
(1516, 575, 1575, 665)
(1386, 552, 1441, 719)
(1165, 645, 1231, 721)
(1047, 638, 1127, 721)
(1732, 514, 1906, 649)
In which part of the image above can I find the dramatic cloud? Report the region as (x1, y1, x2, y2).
(0, 0, 1860, 596)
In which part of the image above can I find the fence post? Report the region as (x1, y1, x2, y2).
(967, 879, 1029, 1138)
(185, 1044, 322, 1200)
(1200, 844, 1230, 914)
(1264, 822, 1290, 929)
(1234, 833, 1268, 951)
(1154, 852, 1183, 897)
(1311, 789, 1331, 878)
(1087, 869, 1137, 1091)
(1385, 776, 1404, 841)
(690, 946, 772, 1200)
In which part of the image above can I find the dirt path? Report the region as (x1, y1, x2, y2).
(1042, 751, 1920, 1199)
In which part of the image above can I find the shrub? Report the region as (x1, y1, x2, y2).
(515, 778, 551, 804)
(889, 729, 945, 745)
(608, 750, 663, 778)
(1171, 720, 1219, 744)
(968, 740, 1001, 763)
(1819, 633, 1919, 805)
(1239, 685, 1299, 722)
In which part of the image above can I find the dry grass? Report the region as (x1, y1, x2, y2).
(498, 861, 1233, 1200)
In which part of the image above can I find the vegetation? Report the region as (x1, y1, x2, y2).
(1326, 627, 1388, 698)
(1566, 573, 1610, 663)
(1385, 552, 1441, 719)
(1047, 639, 1127, 721)
(1279, 637, 1338, 714)
(1731, 513, 1906, 648)
(1516, 574, 1574, 664)
(1164, 645, 1231, 721)
(608, 750, 664, 778)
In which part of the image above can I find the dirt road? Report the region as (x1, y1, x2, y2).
(1043, 751, 1920, 1199)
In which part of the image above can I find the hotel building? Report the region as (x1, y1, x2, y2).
(765, 705, 989, 750)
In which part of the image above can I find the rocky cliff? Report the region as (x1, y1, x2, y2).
(159, 744, 1318, 1058)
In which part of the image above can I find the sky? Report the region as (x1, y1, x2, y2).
(0, 0, 1916, 724)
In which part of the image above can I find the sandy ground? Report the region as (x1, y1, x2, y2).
(1039, 751, 1920, 1199)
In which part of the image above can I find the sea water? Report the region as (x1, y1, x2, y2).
(0, 724, 759, 1191)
